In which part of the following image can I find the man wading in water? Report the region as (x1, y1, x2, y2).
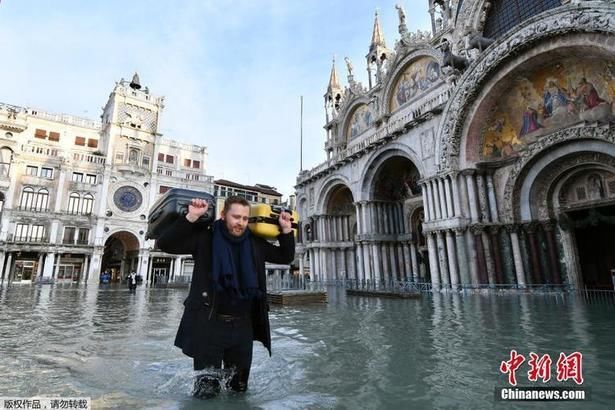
(157, 195, 295, 397)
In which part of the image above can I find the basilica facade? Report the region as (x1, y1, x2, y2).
(0, 75, 214, 284)
(295, 0, 615, 291)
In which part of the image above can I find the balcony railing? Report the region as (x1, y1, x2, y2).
(8, 234, 49, 243)
(62, 239, 90, 245)
(16, 206, 50, 213)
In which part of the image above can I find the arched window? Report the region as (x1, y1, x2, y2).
(35, 189, 49, 211)
(483, 0, 560, 39)
(19, 187, 35, 210)
(0, 147, 13, 177)
(81, 193, 94, 215)
(68, 193, 80, 214)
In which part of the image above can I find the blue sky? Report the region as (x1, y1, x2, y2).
(0, 0, 431, 198)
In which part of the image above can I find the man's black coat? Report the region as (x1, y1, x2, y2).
(156, 215, 295, 359)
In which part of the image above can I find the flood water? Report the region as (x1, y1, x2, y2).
(0, 284, 614, 409)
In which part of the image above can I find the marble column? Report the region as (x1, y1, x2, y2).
(431, 180, 442, 220)
(489, 226, 505, 284)
(454, 228, 470, 286)
(356, 244, 364, 282)
(397, 243, 405, 280)
(451, 173, 461, 217)
(444, 177, 454, 218)
(476, 173, 490, 223)
(427, 233, 440, 290)
(507, 225, 526, 287)
(436, 231, 450, 288)
(459, 171, 470, 219)
(410, 242, 419, 282)
(471, 226, 487, 284)
(2, 252, 12, 282)
(381, 243, 390, 282)
(525, 223, 543, 284)
(372, 243, 382, 285)
(465, 230, 480, 285)
(355, 203, 363, 235)
(363, 243, 372, 283)
(42, 252, 55, 280)
(481, 230, 496, 286)
(486, 173, 499, 223)
(383, 203, 391, 235)
(437, 178, 448, 219)
(340, 248, 347, 279)
(544, 221, 562, 285)
(465, 172, 480, 223)
(445, 230, 459, 290)
(390, 243, 399, 281)
(423, 183, 433, 221)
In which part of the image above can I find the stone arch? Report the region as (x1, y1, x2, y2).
(101, 229, 141, 281)
(359, 143, 424, 201)
(341, 99, 374, 142)
(435, 3, 615, 171)
(505, 138, 615, 222)
(316, 174, 353, 215)
(382, 47, 444, 115)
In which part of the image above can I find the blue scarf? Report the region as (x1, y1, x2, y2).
(211, 219, 259, 300)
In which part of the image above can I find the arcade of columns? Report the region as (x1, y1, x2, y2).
(304, 168, 564, 291)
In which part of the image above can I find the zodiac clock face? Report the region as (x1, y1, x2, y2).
(113, 186, 143, 212)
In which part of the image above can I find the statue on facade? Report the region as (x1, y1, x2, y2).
(344, 57, 354, 77)
(466, 28, 495, 52)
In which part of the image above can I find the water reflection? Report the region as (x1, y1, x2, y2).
(0, 284, 614, 409)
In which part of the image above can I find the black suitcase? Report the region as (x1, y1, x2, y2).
(146, 188, 215, 240)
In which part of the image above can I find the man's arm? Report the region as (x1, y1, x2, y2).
(155, 215, 199, 255)
(261, 232, 295, 264)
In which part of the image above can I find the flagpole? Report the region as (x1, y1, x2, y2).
(300, 95, 304, 172)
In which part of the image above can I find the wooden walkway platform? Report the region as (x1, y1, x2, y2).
(346, 289, 421, 299)
(267, 290, 328, 305)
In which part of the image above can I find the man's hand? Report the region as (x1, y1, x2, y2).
(186, 198, 209, 223)
(279, 211, 293, 234)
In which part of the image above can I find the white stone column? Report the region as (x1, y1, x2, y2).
(383, 204, 391, 235)
(454, 229, 470, 286)
(437, 178, 447, 219)
(36, 253, 44, 280)
(390, 243, 398, 281)
(486, 173, 499, 223)
(445, 230, 459, 290)
(308, 249, 316, 281)
(362, 243, 371, 282)
(410, 242, 419, 282)
(381, 243, 389, 282)
(355, 203, 363, 235)
(436, 231, 450, 288)
(403, 243, 412, 281)
(362, 202, 369, 234)
(476, 173, 490, 223)
(466, 231, 480, 285)
(82, 255, 90, 283)
(444, 177, 454, 218)
(508, 227, 526, 287)
(0, 252, 9, 282)
(451, 173, 462, 218)
(431, 180, 441, 220)
(482, 230, 496, 285)
(428, 182, 437, 221)
(88, 248, 102, 282)
(372, 243, 381, 285)
(53, 168, 68, 212)
(42, 252, 55, 279)
(422, 183, 432, 221)
(340, 248, 347, 279)
(427, 233, 440, 290)
(465, 172, 480, 223)
(397, 243, 405, 280)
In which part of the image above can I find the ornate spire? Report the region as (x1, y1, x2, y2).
(370, 10, 386, 52)
(327, 56, 341, 93)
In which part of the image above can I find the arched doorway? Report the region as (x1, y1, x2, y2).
(101, 231, 140, 282)
(320, 183, 356, 281)
(363, 154, 424, 285)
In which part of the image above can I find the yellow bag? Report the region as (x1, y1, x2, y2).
(248, 204, 299, 240)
